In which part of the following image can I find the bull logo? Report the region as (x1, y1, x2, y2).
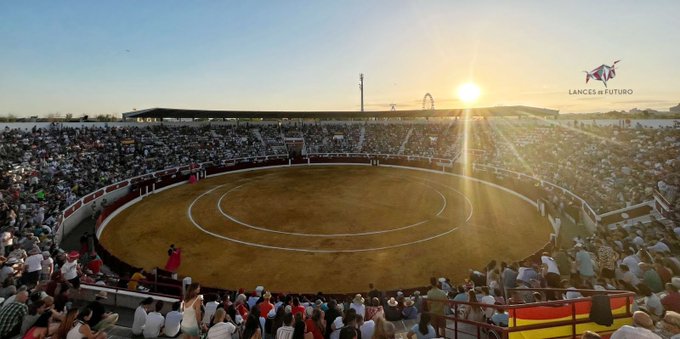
(584, 60, 620, 88)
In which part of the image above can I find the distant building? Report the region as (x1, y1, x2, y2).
(670, 103, 680, 113)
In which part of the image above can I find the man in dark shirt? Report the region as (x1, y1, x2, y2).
(367, 283, 381, 301)
(324, 299, 342, 339)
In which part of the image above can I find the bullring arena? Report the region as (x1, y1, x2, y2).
(99, 164, 551, 293)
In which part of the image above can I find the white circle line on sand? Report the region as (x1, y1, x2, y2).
(214, 177, 450, 237)
(186, 181, 472, 253)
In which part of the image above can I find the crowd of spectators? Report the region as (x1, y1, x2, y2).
(470, 119, 680, 214)
(295, 124, 362, 154)
(0, 119, 678, 338)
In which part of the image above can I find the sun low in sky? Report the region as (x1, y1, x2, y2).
(1, 2, 679, 116)
(457, 83, 481, 105)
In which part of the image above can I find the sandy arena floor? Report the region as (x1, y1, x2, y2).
(100, 165, 552, 293)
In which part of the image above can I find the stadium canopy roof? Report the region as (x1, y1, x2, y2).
(122, 105, 558, 120)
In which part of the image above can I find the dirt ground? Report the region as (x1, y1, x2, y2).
(100, 166, 552, 293)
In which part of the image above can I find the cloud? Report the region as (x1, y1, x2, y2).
(616, 99, 677, 104)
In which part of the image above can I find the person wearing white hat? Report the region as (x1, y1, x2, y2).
(610, 311, 661, 339)
(349, 294, 365, 319)
(384, 298, 401, 321)
(40, 251, 53, 282)
(401, 298, 418, 320)
(22, 247, 43, 287)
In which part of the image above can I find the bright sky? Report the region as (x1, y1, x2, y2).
(1, 1, 679, 117)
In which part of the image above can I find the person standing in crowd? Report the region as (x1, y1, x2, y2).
(276, 312, 295, 339)
(292, 318, 312, 339)
(40, 250, 54, 282)
(349, 295, 365, 320)
(425, 277, 447, 338)
(596, 239, 618, 286)
(575, 244, 595, 285)
(502, 263, 518, 297)
(22, 247, 43, 287)
(323, 300, 341, 339)
(367, 284, 381, 301)
(291, 297, 306, 320)
(305, 308, 325, 339)
(338, 326, 356, 339)
(243, 313, 263, 339)
(182, 283, 205, 339)
(207, 308, 237, 339)
(61, 251, 81, 290)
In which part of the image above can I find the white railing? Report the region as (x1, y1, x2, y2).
(472, 163, 658, 227)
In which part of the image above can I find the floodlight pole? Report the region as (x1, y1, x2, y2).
(359, 73, 364, 112)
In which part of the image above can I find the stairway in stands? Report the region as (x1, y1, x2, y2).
(398, 126, 414, 154)
(251, 128, 267, 147)
(357, 125, 366, 151)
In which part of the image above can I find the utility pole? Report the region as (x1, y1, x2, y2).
(359, 73, 364, 112)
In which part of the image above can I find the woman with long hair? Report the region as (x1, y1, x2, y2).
(465, 290, 483, 322)
(304, 308, 325, 339)
(406, 312, 435, 339)
(23, 309, 51, 339)
(182, 282, 205, 339)
(65, 307, 106, 339)
(292, 319, 313, 339)
(242, 313, 262, 339)
(53, 309, 78, 339)
(371, 316, 395, 339)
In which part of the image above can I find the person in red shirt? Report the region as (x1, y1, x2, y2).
(655, 263, 673, 285)
(291, 297, 306, 320)
(304, 308, 325, 339)
(235, 293, 249, 319)
(260, 291, 275, 319)
(662, 283, 680, 313)
(86, 251, 103, 274)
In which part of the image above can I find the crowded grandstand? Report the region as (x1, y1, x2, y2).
(1, 117, 679, 339)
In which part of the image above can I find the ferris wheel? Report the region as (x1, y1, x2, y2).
(422, 93, 435, 110)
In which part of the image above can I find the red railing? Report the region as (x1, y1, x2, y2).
(424, 288, 634, 339)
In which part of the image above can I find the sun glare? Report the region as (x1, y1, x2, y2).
(457, 83, 481, 104)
